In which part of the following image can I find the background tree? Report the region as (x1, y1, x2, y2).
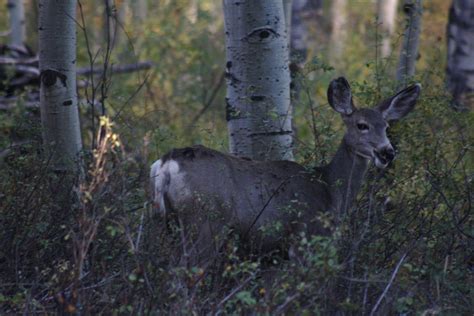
(329, 0, 347, 63)
(288, 0, 322, 61)
(396, 0, 422, 88)
(7, 0, 25, 47)
(39, 0, 82, 170)
(223, 0, 293, 161)
(103, 0, 117, 49)
(377, 0, 399, 58)
(289, 0, 308, 60)
(133, 0, 147, 21)
(446, 0, 474, 110)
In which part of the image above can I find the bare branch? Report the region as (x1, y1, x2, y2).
(0, 56, 38, 65)
(370, 252, 408, 316)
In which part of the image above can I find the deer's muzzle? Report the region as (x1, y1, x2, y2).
(374, 147, 395, 168)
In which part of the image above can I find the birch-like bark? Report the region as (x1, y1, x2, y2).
(133, 0, 147, 21)
(446, 0, 474, 110)
(187, 0, 198, 23)
(7, 0, 26, 47)
(283, 0, 293, 36)
(224, 0, 293, 161)
(329, 0, 347, 63)
(132, 0, 147, 49)
(116, 0, 130, 47)
(39, 0, 82, 170)
(396, 0, 422, 89)
(290, 0, 309, 60)
(377, 0, 399, 58)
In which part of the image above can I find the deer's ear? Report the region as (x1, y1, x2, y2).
(377, 84, 421, 122)
(328, 77, 356, 115)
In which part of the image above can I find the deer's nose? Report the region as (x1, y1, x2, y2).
(375, 147, 395, 164)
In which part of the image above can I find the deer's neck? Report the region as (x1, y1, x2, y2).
(323, 138, 369, 217)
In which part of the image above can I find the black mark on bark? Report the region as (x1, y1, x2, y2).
(244, 27, 279, 43)
(249, 130, 293, 137)
(226, 98, 243, 121)
(259, 30, 270, 39)
(250, 95, 266, 101)
(40, 69, 67, 88)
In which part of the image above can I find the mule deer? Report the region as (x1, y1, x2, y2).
(150, 77, 421, 265)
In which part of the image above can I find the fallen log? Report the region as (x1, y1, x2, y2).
(76, 61, 154, 76)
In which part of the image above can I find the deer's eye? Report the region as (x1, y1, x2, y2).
(357, 123, 369, 131)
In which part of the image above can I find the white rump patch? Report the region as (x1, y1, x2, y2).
(150, 159, 185, 216)
(168, 160, 180, 175)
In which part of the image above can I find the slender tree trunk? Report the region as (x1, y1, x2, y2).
(133, 0, 147, 21)
(377, 0, 399, 58)
(132, 0, 147, 49)
(25, 0, 39, 51)
(116, 0, 130, 48)
(329, 0, 347, 63)
(187, 0, 198, 23)
(289, 0, 323, 60)
(103, 0, 117, 50)
(396, 0, 422, 89)
(283, 0, 293, 38)
(224, 0, 293, 161)
(39, 0, 82, 171)
(7, 0, 26, 47)
(446, 0, 474, 110)
(290, 0, 309, 60)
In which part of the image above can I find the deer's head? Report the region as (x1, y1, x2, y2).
(328, 77, 421, 168)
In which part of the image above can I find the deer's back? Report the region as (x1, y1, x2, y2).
(151, 145, 331, 249)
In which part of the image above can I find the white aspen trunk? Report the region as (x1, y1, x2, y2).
(132, 0, 147, 49)
(396, 0, 422, 88)
(7, 0, 26, 47)
(283, 0, 293, 36)
(290, 0, 309, 59)
(116, 0, 130, 47)
(133, 0, 147, 21)
(377, 0, 399, 58)
(329, 0, 347, 63)
(25, 0, 39, 51)
(118, 0, 129, 22)
(187, 0, 198, 23)
(224, 0, 293, 161)
(39, 0, 82, 170)
(446, 0, 474, 110)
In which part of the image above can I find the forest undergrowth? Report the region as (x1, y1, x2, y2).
(0, 63, 472, 314)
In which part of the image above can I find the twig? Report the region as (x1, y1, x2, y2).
(0, 141, 32, 165)
(188, 72, 225, 128)
(339, 275, 386, 284)
(362, 269, 369, 315)
(215, 274, 255, 310)
(81, 272, 120, 290)
(135, 211, 145, 251)
(370, 252, 408, 316)
(274, 292, 300, 315)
